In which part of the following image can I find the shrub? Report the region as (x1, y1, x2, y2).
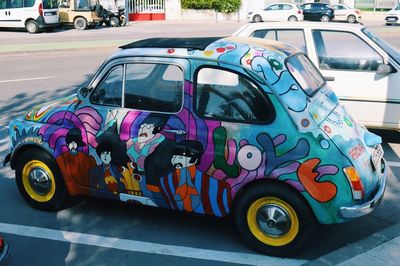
(181, 0, 241, 13)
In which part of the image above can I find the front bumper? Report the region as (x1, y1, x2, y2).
(385, 16, 399, 24)
(339, 159, 388, 219)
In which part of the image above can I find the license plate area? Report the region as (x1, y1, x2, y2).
(371, 144, 384, 172)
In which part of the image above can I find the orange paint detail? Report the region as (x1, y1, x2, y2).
(147, 184, 161, 193)
(298, 158, 337, 203)
(175, 184, 199, 212)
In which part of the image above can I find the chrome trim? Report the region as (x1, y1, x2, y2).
(340, 159, 388, 219)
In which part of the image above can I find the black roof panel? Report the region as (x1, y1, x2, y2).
(120, 37, 225, 50)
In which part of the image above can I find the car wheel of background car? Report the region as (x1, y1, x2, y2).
(120, 16, 127, 26)
(74, 17, 87, 30)
(25, 20, 39, 34)
(288, 15, 298, 22)
(347, 15, 357, 23)
(320, 15, 330, 22)
(15, 148, 69, 211)
(252, 14, 262, 23)
(110, 16, 120, 27)
(234, 182, 316, 257)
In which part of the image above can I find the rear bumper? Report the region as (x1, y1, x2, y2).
(339, 159, 387, 219)
(37, 16, 61, 29)
(385, 16, 399, 24)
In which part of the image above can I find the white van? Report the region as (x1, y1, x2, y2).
(0, 0, 60, 33)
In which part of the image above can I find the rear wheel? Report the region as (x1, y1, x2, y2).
(234, 183, 316, 257)
(252, 14, 262, 23)
(320, 15, 330, 22)
(26, 20, 39, 34)
(288, 15, 298, 22)
(74, 17, 87, 30)
(120, 16, 127, 26)
(347, 15, 356, 23)
(109, 16, 120, 27)
(15, 148, 69, 211)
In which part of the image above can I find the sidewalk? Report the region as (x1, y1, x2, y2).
(306, 223, 400, 265)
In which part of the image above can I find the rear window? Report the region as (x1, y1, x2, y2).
(285, 54, 325, 97)
(43, 0, 58, 8)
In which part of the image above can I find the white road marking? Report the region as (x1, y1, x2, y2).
(387, 161, 400, 168)
(0, 222, 306, 266)
(0, 76, 55, 83)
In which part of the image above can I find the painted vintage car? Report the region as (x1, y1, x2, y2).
(3, 37, 387, 257)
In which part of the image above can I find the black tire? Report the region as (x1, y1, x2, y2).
(234, 182, 316, 257)
(252, 14, 262, 23)
(120, 16, 127, 26)
(95, 4, 104, 17)
(320, 15, 330, 22)
(288, 15, 298, 22)
(347, 15, 356, 23)
(26, 20, 39, 34)
(15, 148, 69, 211)
(109, 16, 119, 27)
(74, 17, 87, 30)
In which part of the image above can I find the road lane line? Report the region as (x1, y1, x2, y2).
(0, 222, 306, 266)
(0, 76, 55, 83)
(387, 161, 400, 168)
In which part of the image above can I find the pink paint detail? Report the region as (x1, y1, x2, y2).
(184, 81, 193, 95)
(227, 139, 237, 165)
(239, 139, 249, 147)
(213, 169, 227, 179)
(120, 111, 141, 141)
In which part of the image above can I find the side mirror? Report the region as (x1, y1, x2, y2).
(77, 86, 89, 100)
(376, 64, 394, 75)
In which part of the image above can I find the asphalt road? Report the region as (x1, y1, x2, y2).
(0, 21, 399, 265)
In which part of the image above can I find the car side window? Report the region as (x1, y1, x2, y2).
(91, 65, 123, 107)
(313, 30, 383, 71)
(124, 63, 183, 113)
(282, 4, 293, 10)
(302, 4, 311, 10)
(250, 29, 307, 53)
(267, 4, 279, 11)
(195, 67, 274, 123)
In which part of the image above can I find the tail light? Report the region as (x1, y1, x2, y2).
(297, 10, 302, 14)
(0, 237, 4, 252)
(344, 166, 365, 200)
(38, 2, 43, 16)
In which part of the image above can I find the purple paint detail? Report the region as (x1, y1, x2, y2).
(213, 169, 227, 179)
(119, 111, 141, 141)
(227, 139, 237, 165)
(184, 81, 193, 95)
(256, 153, 267, 178)
(239, 139, 249, 147)
(286, 180, 305, 191)
(270, 162, 300, 179)
(273, 134, 286, 146)
(316, 165, 339, 180)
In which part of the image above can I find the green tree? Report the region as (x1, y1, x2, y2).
(181, 0, 241, 13)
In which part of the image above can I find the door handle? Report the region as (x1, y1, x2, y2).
(163, 129, 187, 135)
(324, 76, 335, 81)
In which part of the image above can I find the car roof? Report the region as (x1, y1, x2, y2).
(109, 36, 299, 65)
(233, 21, 365, 35)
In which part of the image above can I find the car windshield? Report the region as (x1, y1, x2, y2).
(362, 28, 400, 65)
(285, 54, 325, 97)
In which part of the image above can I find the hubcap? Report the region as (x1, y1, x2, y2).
(28, 167, 52, 195)
(256, 204, 291, 237)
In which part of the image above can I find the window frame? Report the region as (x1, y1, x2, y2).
(89, 60, 185, 115)
(311, 29, 384, 72)
(250, 28, 307, 53)
(193, 65, 276, 125)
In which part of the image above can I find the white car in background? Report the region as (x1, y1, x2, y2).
(247, 3, 303, 22)
(331, 4, 362, 23)
(385, 3, 400, 25)
(233, 22, 400, 130)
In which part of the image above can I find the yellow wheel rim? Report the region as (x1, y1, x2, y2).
(22, 160, 56, 202)
(247, 197, 299, 247)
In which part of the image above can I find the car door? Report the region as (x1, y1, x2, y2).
(263, 4, 280, 21)
(332, 5, 346, 21)
(301, 4, 312, 20)
(80, 57, 190, 206)
(312, 29, 400, 128)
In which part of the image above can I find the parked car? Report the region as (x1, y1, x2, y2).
(233, 22, 400, 130)
(300, 3, 334, 22)
(247, 3, 303, 22)
(0, 0, 60, 33)
(385, 2, 400, 25)
(58, 0, 102, 30)
(331, 4, 361, 23)
(0, 235, 10, 265)
(4, 37, 387, 257)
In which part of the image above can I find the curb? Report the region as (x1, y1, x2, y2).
(304, 222, 400, 265)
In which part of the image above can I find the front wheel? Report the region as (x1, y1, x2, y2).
(320, 15, 330, 22)
(15, 149, 69, 211)
(234, 183, 316, 257)
(347, 15, 357, 23)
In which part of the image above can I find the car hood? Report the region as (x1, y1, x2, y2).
(24, 94, 79, 124)
(309, 95, 383, 198)
(387, 10, 400, 15)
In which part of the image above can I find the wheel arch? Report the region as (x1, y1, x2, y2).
(10, 144, 52, 169)
(24, 18, 37, 25)
(230, 177, 317, 222)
